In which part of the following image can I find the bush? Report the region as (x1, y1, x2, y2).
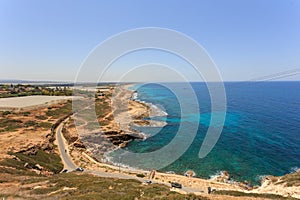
(46, 102, 72, 118)
(38, 122, 52, 129)
(35, 115, 48, 120)
(136, 173, 145, 178)
(2, 111, 11, 116)
(12, 150, 63, 174)
(0, 118, 23, 131)
(22, 111, 31, 116)
(25, 121, 37, 127)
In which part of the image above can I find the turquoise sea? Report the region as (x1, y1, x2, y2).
(108, 82, 300, 185)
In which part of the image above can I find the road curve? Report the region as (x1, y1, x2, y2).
(55, 118, 207, 195)
(56, 121, 77, 170)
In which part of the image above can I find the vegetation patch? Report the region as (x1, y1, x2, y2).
(0, 84, 73, 98)
(16, 150, 63, 174)
(22, 111, 31, 116)
(35, 115, 48, 120)
(0, 150, 63, 174)
(29, 173, 208, 200)
(46, 101, 72, 118)
(136, 173, 146, 178)
(0, 118, 23, 132)
(0, 165, 39, 177)
(24, 120, 38, 127)
(214, 190, 298, 199)
(2, 111, 11, 116)
(95, 100, 110, 118)
(38, 122, 53, 129)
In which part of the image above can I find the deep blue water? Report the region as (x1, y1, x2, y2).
(108, 82, 300, 185)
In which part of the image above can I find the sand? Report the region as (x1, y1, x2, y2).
(0, 95, 80, 111)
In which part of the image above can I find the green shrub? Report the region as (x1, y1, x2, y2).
(35, 115, 48, 120)
(38, 122, 52, 129)
(2, 111, 11, 116)
(215, 190, 297, 199)
(46, 102, 72, 118)
(0, 118, 23, 131)
(4, 150, 64, 174)
(25, 120, 37, 127)
(136, 173, 145, 178)
(22, 111, 31, 116)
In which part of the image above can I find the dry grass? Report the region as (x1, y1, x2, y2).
(214, 190, 298, 200)
(29, 173, 209, 200)
(276, 171, 300, 187)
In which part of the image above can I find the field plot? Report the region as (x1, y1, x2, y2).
(0, 95, 78, 111)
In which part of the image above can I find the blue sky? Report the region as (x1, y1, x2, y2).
(0, 0, 300, 82)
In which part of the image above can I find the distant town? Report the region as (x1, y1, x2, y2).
(0, 84, 73, 98)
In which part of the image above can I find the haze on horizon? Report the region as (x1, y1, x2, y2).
(1, 0, 300, 82)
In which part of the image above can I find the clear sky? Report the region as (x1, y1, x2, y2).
(1, 0, 300, 82)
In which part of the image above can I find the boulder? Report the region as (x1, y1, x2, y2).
(34, 164, 43, 170)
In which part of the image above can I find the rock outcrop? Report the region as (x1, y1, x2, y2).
(211, 171, 231, 183)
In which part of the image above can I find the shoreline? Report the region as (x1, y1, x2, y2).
(69, 83, 167, 162)
(125, 84, 168, 127)
(101, 83, 169, 166)
(66, 84, 300, 198)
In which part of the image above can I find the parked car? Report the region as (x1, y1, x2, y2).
(62, 169, 68, 173)
(171, 182, 182, 189)
(76, 167, 84, 172)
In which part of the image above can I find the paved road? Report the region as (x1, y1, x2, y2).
(56, 122, 77, 170)
(55, 122, 149, 180)
(55, 118, 207, 195)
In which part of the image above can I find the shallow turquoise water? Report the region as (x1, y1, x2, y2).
(108, 82, 300, 185)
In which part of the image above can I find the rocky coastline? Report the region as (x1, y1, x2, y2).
(67, 84, 167, 161)
(63, 84, 300, 199)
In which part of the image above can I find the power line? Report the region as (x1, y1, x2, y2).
(260, 71, 300, 81)
(248, 68, 300, 82)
